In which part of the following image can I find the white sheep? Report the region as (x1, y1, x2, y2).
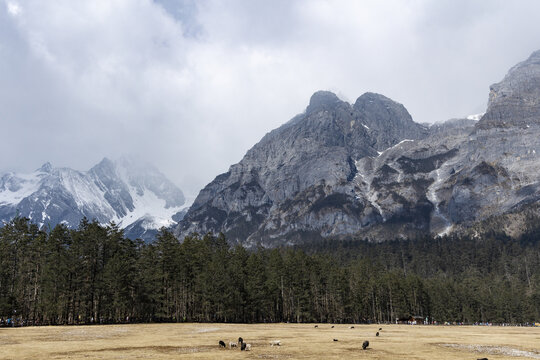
(270, 340, 281, 346)
(229, 341, 237, 349)
(245, 343, 252, 351)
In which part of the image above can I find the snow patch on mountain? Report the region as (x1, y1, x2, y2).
(115, 186, 183, 229)
(58, 168, 117, 218)
(0, 157, 186, 241)
(467, 112, 485, 121)
(0, 172, 42, 205)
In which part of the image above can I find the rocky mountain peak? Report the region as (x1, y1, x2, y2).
(477, 49, 540, 129)
(354, 92, 428, 151)
(176, 89, 430, 245)
(92, 157, 116, 173)
(38, 162, 53, 173)
(306, 90, 343, 114)
(354, 91, 392, 105)
(528, 49, 540, 61)
(354, 92, 411, 123)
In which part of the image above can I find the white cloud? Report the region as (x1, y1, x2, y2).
(2, 0, 540, 196)
(6, 1, 21, 16)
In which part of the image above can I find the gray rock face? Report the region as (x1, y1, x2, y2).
(354, 118, 540, 237)
(176, 91, 430, 245)
(0, 157, 186, 241)
(354, 92, 429, 151)
(176, 49, 540, 245)
(428, 118, 477, 136)
(356, 49, 540, 238)
(478, 50, 540, 129)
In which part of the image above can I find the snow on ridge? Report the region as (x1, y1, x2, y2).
(467, 112, 485, 121)
(374, 139, 414, 159)
(116, 186, 183, 229)
(394, 139, 414, 147)
(58, 168, 116, 218)
(0, 172, 42, 205)
(139, 196, 194, 231)
(1, 161, 185, 233)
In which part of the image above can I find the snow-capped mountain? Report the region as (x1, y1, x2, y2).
(0, 157, 188, 241)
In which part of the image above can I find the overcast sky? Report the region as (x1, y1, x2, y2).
(2, 0, 540, 196)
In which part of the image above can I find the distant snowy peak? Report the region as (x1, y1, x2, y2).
(0, 171, 42, 205)
(0, 158, 187, 241)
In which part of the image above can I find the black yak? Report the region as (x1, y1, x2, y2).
(362, 340, 369, 350)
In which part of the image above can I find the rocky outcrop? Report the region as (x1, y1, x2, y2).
(354, 92, 429, 150)
(428, 118, 477, 136)
(477, 50, 540, 129)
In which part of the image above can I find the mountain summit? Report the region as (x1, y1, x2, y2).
(175, 91, 429, 245)
(478, 50, 540, 129)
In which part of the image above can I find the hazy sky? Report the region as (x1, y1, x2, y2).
(2, 0, 540, 196)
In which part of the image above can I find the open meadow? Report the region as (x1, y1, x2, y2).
(1, 323, 539, 359)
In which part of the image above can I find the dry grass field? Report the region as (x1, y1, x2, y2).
(1, 323, 539, 359)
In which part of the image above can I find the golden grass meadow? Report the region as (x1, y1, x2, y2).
(1, 323, 539, 359)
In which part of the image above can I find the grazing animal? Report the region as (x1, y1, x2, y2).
(245, 343, 252, 351)
(477, 358, 488, 360)
(314, 325, 318, 328)
(331, 325, 335, 328)
(333, 338, 339, 342)
(238, 337, 244, 344)
(362, 340, 369, 350)
(350, 326, 355, 329)
(229, 341, 237, 348)
(241, 342, 247, 351)
(379, 327, 382, 331)
(219, 340, 226, 348)
(376, 332, 379, 336)
(270, 340, 281, 346)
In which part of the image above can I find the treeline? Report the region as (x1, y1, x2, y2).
(0, 216, 539, 326)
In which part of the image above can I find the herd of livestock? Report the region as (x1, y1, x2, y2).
(217, 326, 384, 352)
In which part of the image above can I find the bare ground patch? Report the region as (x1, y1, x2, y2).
(194, 327, 220, 333)
(39, 326, 131, 342)
(441, 343, 540, 358)
(256, 353, 294, 359)
(0, 338, 19, 345)
(54, 345, 216, 356)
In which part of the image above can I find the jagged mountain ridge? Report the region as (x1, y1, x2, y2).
(0, 157, 187, 241)
(175, 91, 429, 245)
(176, 49, 540, 246)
